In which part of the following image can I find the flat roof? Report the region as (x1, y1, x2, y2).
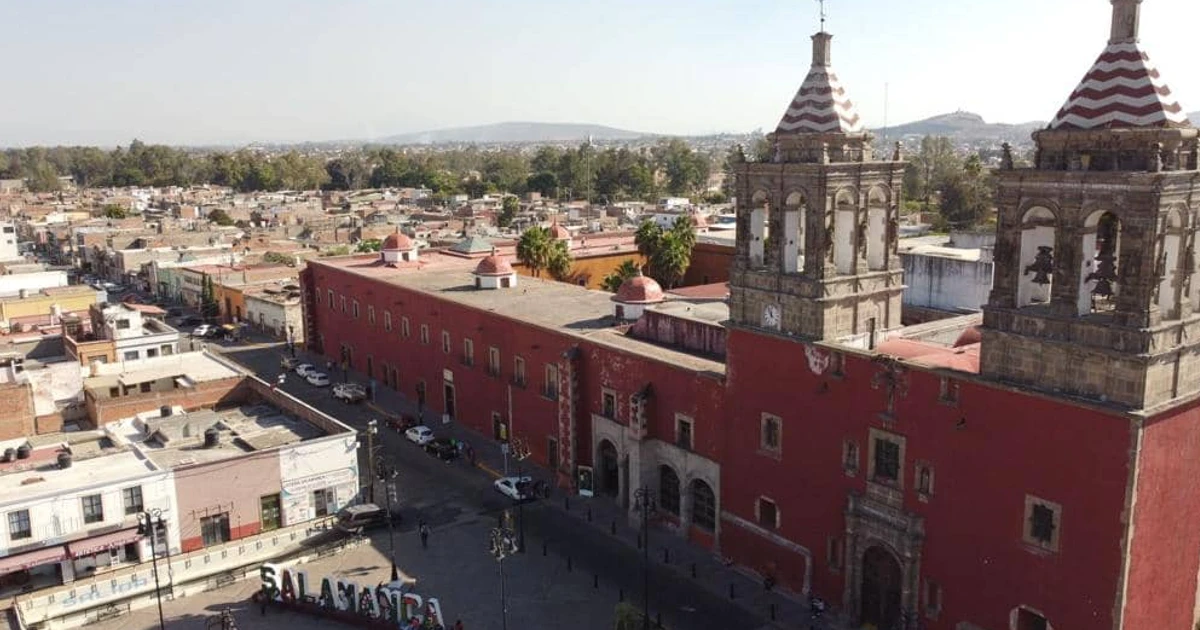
(316, 254, 726, 374)
(0, 448, 155, 508)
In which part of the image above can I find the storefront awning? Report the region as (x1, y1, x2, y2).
(0, 546, 67, 575)
(67, 528, 141, 558)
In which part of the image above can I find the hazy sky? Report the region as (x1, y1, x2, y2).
(2, 0, 1197, 147)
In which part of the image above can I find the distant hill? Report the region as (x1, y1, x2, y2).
(378, 122, 647, 145)
(1190, 111, 1200, 122)
(878, 111, 1045, 141)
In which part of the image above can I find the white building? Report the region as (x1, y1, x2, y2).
(90, 303, 180, 363)
(0, 221, 20, 262)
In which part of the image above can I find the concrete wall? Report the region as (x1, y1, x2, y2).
(901, 252, 993, 313)
(0, 381, 35, 440)
(85, 376, 243, 426)
(683, 242, 734, 287)
(277, 435, 359, 525)
(0, 271, 67, 296)
(174, 449, 281, 552)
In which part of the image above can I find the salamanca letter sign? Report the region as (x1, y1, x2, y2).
(260, 562, 444, 626)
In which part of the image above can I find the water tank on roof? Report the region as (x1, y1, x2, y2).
(203, 427, 220, 449)
(160, 405, 172, 418)
(16, 444, 30, 460)
(1, 448, 14, 463)
(57, 451, 72, 469)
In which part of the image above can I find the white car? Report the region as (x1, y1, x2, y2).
(191, 324, 213, 337)
(294, 363, 316, 377)
(404, 425, 434, 446)
(306, 372, 331, 387)
(493, 476, 534, 502)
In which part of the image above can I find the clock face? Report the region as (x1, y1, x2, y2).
(762, 304, 780, 329)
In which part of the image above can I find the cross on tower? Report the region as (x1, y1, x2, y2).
(817, 0, 827, 31)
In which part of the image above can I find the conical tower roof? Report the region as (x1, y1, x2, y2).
(1049, 0, 1190, 130)
(775, 31, 864, 135)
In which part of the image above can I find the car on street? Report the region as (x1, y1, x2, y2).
(334, 503, 396, 534)
(493, 476, 535, 502)
(405, 425, 435, 446)
(306, 372, 331, 387)
(332, 382, 367, 403)
(181, 315, 204, 327)
(280, 357, 300, 370)
(191, 324, 214, 337)
(294, 363, 316, 377)
(423, 438, 459, 461)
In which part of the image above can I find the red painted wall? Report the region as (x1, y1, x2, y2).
(721, 328, 1131, 630)
(1121, 401, 1200, 630)
(174, 450, 282, 552)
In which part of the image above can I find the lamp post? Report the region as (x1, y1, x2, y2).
(138, 509, 168, 630)
(378, 460, 400, 582)
(634, 487, 657, 630)
(365, 420, 378, 503)
(509, 437, 532, 553)
(488, 524, 518, 630)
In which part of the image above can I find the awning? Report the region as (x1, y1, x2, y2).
(66, 528, 141, 558)
(0, 546, 67, 575)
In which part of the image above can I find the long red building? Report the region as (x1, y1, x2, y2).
(301, 3, 1200, 628)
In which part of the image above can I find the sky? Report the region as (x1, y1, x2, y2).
(2, 0, 1198, 147)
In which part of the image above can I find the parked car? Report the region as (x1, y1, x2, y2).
(191, 324, 214, 337)
(280, 357, 300, 370)
(182, 315, 203, 327)
(306, 372, 331, 387)
(294, 363, 316, 377)
(493, 476, 534, 502)
(405, 425, 435, 446)
(332, 382, 367, 404)
(424, 438, 459, 461)
(334, 503, 396, 534)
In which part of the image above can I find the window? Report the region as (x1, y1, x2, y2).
(340, 295, 346, 313)
(757, 497, 778, 529)
(441, 331, 451, 354)
(827, 536, 844, 571)
(488, 347, 501, 377)
(313, 488, 335, 517)
(124, 351, 139, 361)
(916, 463, 934, 498)
(367, 305, 375, 325)
(352, 300, 360, 319)
(260, 494, 282, 532)
(200, 513, 231, 547)
(146, 348, 158, 358)
(690, 480, 716, 530)
(939, 376, 960, 405)
(760, 413, 781, 454)
(868, 429, 905, 487)
(401, 317, 411, 338)
(601, 390, 616, 419)
(923, 579, 943, 619)
(514, 356, 526, 386)
(81, 494, 104, 524)
(843, 440, 859, 475)
(547, 436, 559, 472)
(160, 344, 173, 356)
(676, 415, 694, 450)
(1024, 495, 1062, 552)
(139, 382, 152, 393)
(115, 319, 131, 330)
(122, 486, 144, 515)
(830, 351, 845, 377)
(544, 364, 559, 399)
(420, 324, 429, 345)
(7, 510, 31, 540)
(462, 338, 474, 366)
(327, 289, 334, 308)
(384, 311, 392, 332)
(659, 466, 681, 515)
(1016, 608, 1049, 630)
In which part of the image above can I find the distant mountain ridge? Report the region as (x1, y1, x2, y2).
(878, 111, 1045, 141)
(379, 122, 647, 145)
(1190, 111, 1200, 122)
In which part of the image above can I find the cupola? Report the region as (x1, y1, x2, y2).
(612, 271, 664, 320)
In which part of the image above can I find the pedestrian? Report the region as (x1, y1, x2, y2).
(453, 620, 464, 630)
(419, 521, 430, 549)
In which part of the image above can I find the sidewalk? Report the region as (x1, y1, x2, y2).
(258, 342, 849, 630)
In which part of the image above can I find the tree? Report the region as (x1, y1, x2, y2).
(200, 276, 219, 321)
(101, 204, 128, 219)
(601, 259, 642, 293)
(207, 208, 235, 226)
(516, 226, 572, 280)
(546, 239, 572, 281)
(938, 154, 993, 229)
(498, 196, 519, 229)
(261, 251, 294, 266)
(526, 172, 558, 198)
(904, 136, 961, 210)
(356, 239, 382, 252)
(634, 216, 696, 289)
(612, 602, 646, 630)
(321, 245, 351, 257)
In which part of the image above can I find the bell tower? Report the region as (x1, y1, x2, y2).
(728, 25, 905, 346)
(981, 0, 1200, 409)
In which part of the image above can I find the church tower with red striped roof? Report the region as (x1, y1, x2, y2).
(982, 0, 1200, 410)
(728, 19, 905, 345)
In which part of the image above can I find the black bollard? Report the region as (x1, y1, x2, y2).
(610, 519, 617, 535)
(729, 583, 736, 599)
(542, 541, 547, 556)
(663, 548, 669, 563)
(770, 603, 776, 621)
(637, 534, 642, 549)
(564, 496, 570, 511)
(656, 612, 662, 628)
(619, 588, 624, 602)
(587, 507, 592, 522)
(567, 556, 572, 572)
(593, 573, 598, 589)
(690, 563, 696, 578)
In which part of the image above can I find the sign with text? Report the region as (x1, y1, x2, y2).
(260, 563, 444, 627)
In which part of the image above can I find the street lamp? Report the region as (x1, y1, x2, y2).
(488, 524, 518, 630)
(634, 487, 657, 630)
(509, 437, 532, 553)
(137, 509, 168, 630)
(377, 460, 400, 582)
(365, 420, 378, 503)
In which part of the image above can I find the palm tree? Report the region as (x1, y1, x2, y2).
(601, 259, 642, 293)
(546, 239, 573, 281)
(632, 217, 697, 289)
(516, 226, 552, 277)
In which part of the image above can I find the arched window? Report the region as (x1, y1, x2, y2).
(783, 192, 807, 273)
(749, 191, 769, 268)
(690, 479, 716, 531)
(865, 187, 888, 270)
(833, 189, 856, 275)
(1079, 211, 1121, 315)
(1157, 209, 1184, 319)
(1018, 207, 1057, 307)
(659, 466, 680, 515)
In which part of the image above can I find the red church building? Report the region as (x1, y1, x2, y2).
(301, 3, 1200, 628)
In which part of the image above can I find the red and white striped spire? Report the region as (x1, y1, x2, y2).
(1049, 0, 1190, 130)
(775, 27, 864, 135)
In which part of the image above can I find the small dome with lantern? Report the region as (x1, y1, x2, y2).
(612, 270, 664, 320)
(381, 229, 418, 264)
(473, 251, 517, 290)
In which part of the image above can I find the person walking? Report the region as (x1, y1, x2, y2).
(453, 620, 463, 630)
(419, 521, 430, 549)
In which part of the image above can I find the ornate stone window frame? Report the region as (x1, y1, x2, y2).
(867, 428, 906, 489)
(1022, 494, 1062, 553)
(759, 413, 782, 457)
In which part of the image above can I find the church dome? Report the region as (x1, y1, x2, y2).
(614, 273, 664, 304)
(382, 232, 413, 251)
(549, 223, 571, 240)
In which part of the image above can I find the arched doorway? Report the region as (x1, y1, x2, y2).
(860, 546, 902, 629)
(598, 440, 619, 497)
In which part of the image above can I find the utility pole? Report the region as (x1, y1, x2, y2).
(139, 509, 167, 630)
(488, 525, 518, 630)
(379, 460, 400, 581)
(366, 420, 378, 503)
(634, 487, 656, 630)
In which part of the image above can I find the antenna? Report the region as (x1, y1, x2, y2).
(817, 0, 827, 31)
(883, 82, 890, 144)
